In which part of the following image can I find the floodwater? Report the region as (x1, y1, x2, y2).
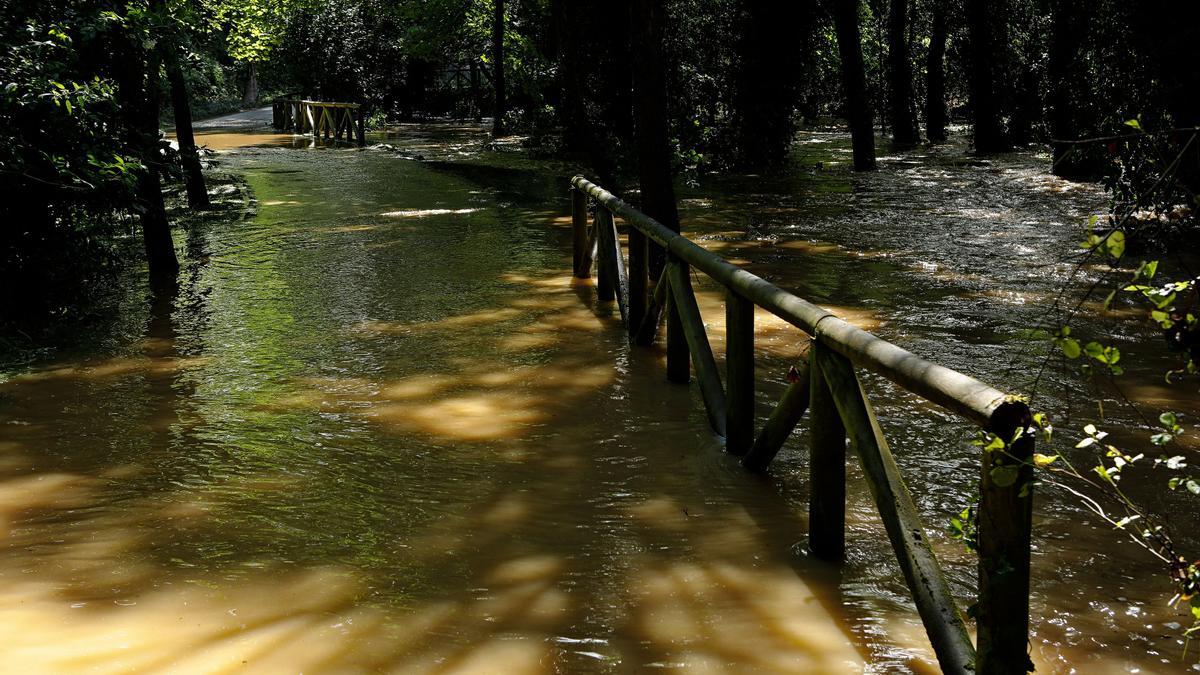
(0, 115, 1197, 673)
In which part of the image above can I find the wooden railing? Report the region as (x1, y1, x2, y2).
(570, 176, 1035, 675)
(272, 99, 366, 146)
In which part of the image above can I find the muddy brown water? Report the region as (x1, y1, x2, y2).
(0, 120, 1197, 673)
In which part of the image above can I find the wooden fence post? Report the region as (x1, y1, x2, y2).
(667, 261, 726, 436)
(807, 342, 846, 560)
(595, 208, 615, 303)
(572, 188, 590, 278)
(725, 290, 754, 454)
(628, 229, 648, 340)
(666, 260, 690, 383)
(816, 345, 975, 675)
(596, 208, 628, 323)
(977, 400, 1035, 675)
(356, 107, 366, 146)
(741, 351, 811, 472)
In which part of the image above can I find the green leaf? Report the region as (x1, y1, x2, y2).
(1033, 453, 1059, 467)
(1060, 338, 1081, 359)
(1124, 118, 1142, 130)
(1107, 231, 1125, 259)
(990, 465, 1019, 487)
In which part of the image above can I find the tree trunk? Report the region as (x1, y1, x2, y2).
(887, 0, 919, 144)
(242, 61, 258, 106)
(630, 0, 680, 280)
(924, 0, 948, 142)
(469, 60, 483, 123)
(965, 0, 1007, 152)
(832, 0, 877, 170)
(163, 44, 209, 209)
(113, 25, 179, 284)
(731, 0, 813, 167)
(492, 0, 506, 136)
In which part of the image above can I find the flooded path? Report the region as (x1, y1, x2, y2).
(1, 116, 1197, 672)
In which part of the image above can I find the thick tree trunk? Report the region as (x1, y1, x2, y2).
(965, 0, 1007, 152)
(731, 0, 813, 167)
(111, 18, 178, 284)
(163, 46, 209, 209)
(492, 0, 506, 136)
(832, 0, 876, 170)
(924, 0, 948, 142)
(630, 0, 680, 279)
(887, 0, 919, 144)
(242, 61, 258, 106)
(1048, 0, 1085, 173)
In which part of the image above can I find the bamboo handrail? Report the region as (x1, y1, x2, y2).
(571, 175, 1006, 431)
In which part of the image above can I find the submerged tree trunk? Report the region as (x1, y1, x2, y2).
(887, 0, 919, 144)
(925, 0, 948, 142)
(492, 0, 506, 136)
(242, 61, 258, 106)
(965, 0, 1007, 152)
(630, 0, 680, 275)
(163, 45, 209, 209)
(832, 0, 876, 170)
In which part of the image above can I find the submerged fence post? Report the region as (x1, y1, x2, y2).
(977, 400, 1035, 675)
(807, 342, 846, 561)
(725, 290, 754, 454)
(666, 263, 690, 383)
(628, 229, 649, 340)
(572, 188, 590, 278)
(595, 208, 615, 303)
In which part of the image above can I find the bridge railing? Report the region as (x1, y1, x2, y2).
(272, 99, 366, 146)
(570, 175, 1035, 675)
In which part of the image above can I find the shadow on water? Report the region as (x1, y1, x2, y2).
(1, 121, 1197, 672)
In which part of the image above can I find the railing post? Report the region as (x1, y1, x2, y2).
(808, 341, 846, 561)
(628, 229, 648, 339)
(572, 188, 590, 278)
(977, 400, 1035, 675)
(357, 107, 366, 146)
(725, 290, 754, 454)
(595, 208, 615, 303)
(666, 257, 690, 383)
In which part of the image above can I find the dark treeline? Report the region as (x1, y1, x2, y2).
(3, 0, 1199, 327)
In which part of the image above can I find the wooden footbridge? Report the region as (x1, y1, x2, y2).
(569, 176, 1036, 675)
(272, 99, 366, 146)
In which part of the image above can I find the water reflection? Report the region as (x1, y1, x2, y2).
(0, 122, 1196, 672)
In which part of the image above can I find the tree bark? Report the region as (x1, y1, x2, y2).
(469, 60, 483, 123)
(924, 0, 948, 142)
(492, 0, 506, 136)
(965, 0, 1007, 152)
(887, 0, 919, 144)
(242, 61, 258, 106)
(630, 0, 680, 281)
(832, 0, 877, 170)
(163, 45, 209, 209)
(731, 0, 813, 167)
(110, 14, 178, 284)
